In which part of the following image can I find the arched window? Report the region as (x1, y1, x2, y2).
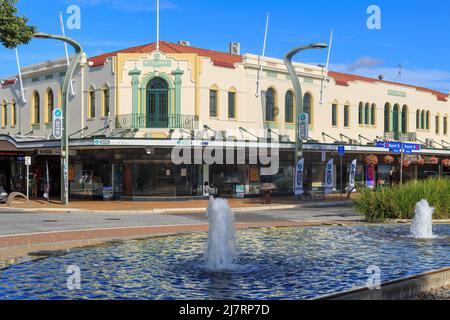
(435, 114, 440, 135)
(401, 105, 408, 134)
(384, 103, 391, 132)
(416, 110, 420, 129)
(344, 104, 350, 128)
(102, 85, 110, 117)
(47, 89, 54, 123)
(364, 103, 370, 125)
(393, 104, 400, 133)
(1, 100, 7, 127)
(285, 90, 294, 123)
(303, 92, 312, 124)
(11, 99, 16, 127)
(88, 86, 96, 119)
(426, 111, 430, 130)
(265, 88, 276, 122)
(370, 104, 376, 126)
(358, 102, 364, 125)
(32, 91, 40, 124)
(421, 110, 425, 129)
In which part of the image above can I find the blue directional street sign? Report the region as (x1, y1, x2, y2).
(376, 141, 385, 148)
(403, 143, 422, 152)
(337, 145, 345, 156)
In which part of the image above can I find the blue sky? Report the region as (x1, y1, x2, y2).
(1, 0, 450, 92)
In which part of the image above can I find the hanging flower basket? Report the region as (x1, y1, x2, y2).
(365, 155, 378, 166)
(442, 159, 450, 167)
(402, 160, 411, 168)
(430, 156, 439, 165)
(417, 158, 425, 167)
(383, 155, 394, 164)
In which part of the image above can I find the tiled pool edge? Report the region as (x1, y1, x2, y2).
(318, 267, 450, 300)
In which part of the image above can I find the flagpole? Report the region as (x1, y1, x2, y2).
(325, 28, 334, 75)
(59, 12, 75, 96)
(320, 29, 334, 105)
(15, 48, 26, 104)
(156, 0, 160, 51)
(256, 13, 270, 97)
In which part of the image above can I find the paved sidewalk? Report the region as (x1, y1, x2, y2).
(0, 195, 354, 214)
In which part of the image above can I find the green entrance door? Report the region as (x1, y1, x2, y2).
(146, 77, 169, 128)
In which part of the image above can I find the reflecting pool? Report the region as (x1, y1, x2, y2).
(0, 224, 449, 300)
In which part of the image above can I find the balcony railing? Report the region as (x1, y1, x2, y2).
(384, 132, 417, 142)
(116, 114, 199, 130)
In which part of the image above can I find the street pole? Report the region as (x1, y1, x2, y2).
(400, 145, 404, 185)
(340, 155, 343, 201)
(33, 32, 83, 206)
(284, 43, 328, 198)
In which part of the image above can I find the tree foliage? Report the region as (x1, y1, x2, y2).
(0, 0, 36, 49)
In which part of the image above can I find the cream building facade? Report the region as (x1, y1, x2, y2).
(0, 41, 449, 199)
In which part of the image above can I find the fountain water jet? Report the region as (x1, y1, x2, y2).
(205, 197, 236, 270)
(410, 199, 435, 239)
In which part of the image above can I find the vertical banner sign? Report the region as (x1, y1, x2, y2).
(298, 113, 309, 141)
(366, 165, 376, 189)
(349, 159, 357, 192)
(325, 159, 334, 194)
(44, 160, 50, 199)
(294, 158, 305, 195)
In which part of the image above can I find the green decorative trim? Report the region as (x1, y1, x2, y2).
(45, 123, 52, 129)
(285, 123, 295, 130)
(264, 122, 280, 129)
(266, 71, 277, 78)
(32, 124, 41, 130)
(129, 66, 142, 128)
(388, 90, 407, 98)
(171, 65, 184, 127)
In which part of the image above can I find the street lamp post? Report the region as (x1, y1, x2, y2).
(34, 32, 83, 205)
(284, 43, 328, 196)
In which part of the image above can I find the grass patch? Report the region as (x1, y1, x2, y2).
(353, 178, 450, 222)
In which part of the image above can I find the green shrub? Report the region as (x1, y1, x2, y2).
(353, 178, 450, 222)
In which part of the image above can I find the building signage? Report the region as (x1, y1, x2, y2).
(388, 90, 407, 98)
(337, 145, 345, 156)
(52, 108, 63, 139)
(294, 158, 304, 195)
(94, 139, 111, 146)
(143, 53, 172, 67)
(298, 113, 309, 141)
(38, 149, 77, 156)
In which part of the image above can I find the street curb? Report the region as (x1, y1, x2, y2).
(0, 201, 353, 215)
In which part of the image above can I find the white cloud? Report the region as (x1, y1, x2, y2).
(330, 62, 450, 93)
(346, 56, 384, 72)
